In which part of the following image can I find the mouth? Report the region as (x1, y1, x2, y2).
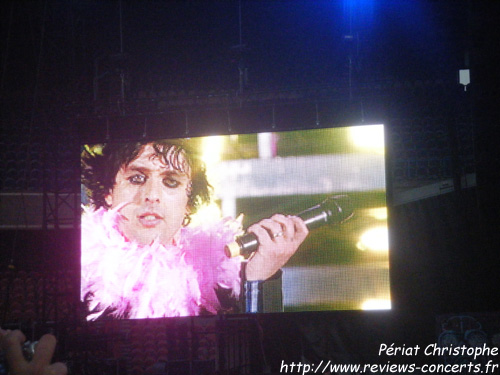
(137, 213, 163, 228)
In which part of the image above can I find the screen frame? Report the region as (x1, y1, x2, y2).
(79, 118, 393, 320)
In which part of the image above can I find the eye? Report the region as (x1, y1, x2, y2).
(128, 174, 146, 185)
(163, 177, 180, 188)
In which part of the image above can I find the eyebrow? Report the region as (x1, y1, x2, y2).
(125, 165, 189, 178)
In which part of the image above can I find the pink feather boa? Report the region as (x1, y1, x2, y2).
(81, 206, 242, 320)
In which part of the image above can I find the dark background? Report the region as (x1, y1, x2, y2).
(1, 0, 500, 372)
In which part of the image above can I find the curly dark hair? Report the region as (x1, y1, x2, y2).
(81, 139, 211, 213)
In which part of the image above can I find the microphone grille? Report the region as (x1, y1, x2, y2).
(322, 195, 354, 224)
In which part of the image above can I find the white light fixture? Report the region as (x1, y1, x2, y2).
(459, 69, 470, 91)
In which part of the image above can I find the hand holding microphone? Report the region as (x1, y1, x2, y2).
(225, 195, 354, 258)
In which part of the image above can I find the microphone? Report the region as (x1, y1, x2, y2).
(225, 195, 354, 258)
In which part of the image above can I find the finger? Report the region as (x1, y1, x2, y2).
(289, 215, 309, 237)
(270, 214, 295, 240)
(31, 334, 57, 368)
(44, 362, 68, 375)
(247, 223, 274, 246)
(1, 328, 25, 348)
(255, 218, 284, 240)
(3, 330, 27, 371)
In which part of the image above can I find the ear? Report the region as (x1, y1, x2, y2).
(105, 192, 113, 207)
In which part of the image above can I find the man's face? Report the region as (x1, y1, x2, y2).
(105, 144, 191, 246)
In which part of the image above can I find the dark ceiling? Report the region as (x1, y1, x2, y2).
(2, 0, 497, 108)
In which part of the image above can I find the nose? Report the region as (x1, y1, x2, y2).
(144, 178, 161, 203)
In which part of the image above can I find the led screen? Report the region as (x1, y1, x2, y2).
(80, 125, 390, 320)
